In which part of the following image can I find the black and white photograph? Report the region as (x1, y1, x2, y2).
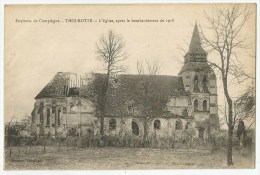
(1, 2, 257, 172)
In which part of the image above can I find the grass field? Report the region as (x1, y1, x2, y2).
(4, 146, 255, 169)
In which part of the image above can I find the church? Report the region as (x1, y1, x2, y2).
(31, 23, 220, 140)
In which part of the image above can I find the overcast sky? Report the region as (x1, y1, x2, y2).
(4, 4, 256, 127)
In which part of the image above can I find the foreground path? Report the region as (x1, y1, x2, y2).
(4, 147, 254, 169)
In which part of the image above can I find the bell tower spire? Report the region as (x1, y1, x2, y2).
(184, 22, 207, 63)
(179, 22, 209, 75)
(189, 22, 202, 52)
(177, 22, 220, 138)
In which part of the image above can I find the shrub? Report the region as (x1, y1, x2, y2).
(67, 128, 78, 137)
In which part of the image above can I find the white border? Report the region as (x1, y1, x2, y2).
(0, 1, 259, 175)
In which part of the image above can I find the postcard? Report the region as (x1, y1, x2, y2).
(3, 3, 257, 172)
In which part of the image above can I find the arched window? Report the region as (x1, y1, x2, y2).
(185, 122, 190, 129)
(46, 108, 51, 126)
(70, 103, 76, 112)
(203, 100, 207, 111)
(194, 100, 199, 111)
(40, 114, 44, 125)
(109, 119, 117, 130)
(175, 120, 183, 130)
(202, 76, 208, 92)
(39, 102, 44, 125)
(153, 120, 161, 130)
(127, 105, 134, 115)
(132, 121, 139, 136)
(57, 109, 61, 126)
(193, 75, 199, 92)
(198, 127, 205, 139)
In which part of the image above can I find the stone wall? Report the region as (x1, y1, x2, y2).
(31, 97, 96, 136)
(96, 116, 193, 139)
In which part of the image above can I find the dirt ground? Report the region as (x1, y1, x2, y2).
(4, 146, 255, 170)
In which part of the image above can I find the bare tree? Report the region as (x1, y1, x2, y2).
(200, 4, 253, 166)
(136, 59, 160, 146)
(96, 30, 127, 144)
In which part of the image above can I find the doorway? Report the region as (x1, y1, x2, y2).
(132, 121, 139, 136)
(198, 127, 204, 139)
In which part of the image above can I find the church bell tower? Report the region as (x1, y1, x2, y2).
(178, 22, 220, 137)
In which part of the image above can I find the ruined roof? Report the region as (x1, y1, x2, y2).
(35, 72, 78, 99)
(36, 72, 185, 99)
(35, 72, 187, 117)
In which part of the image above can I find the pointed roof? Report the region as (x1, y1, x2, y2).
(179, 22, 209, 74)
(187, 22, 207, 56)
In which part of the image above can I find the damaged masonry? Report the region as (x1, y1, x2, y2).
(31, 23, 220, 140)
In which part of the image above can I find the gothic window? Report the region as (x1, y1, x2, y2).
(46, 108, 51, 126)
(198, 127, 204, 139)
(109, 119, 117, 130)
(153, 120, 161, 130)
(185, 122, 190, 129)
(70, 103, 76, 112)
(63, 86, 66, 95)
(40, 113, 44, 125)
(132, 121, 139, 136)
(194, 75, 198, 84)
(127, 105, 133, 114)
(63, 107, 67, 113)
(39, 103, 44, 125)
(175, 120, 183, 130)
(193, 75, 199, 92)
(194, 100, 199, 111)
(202, 76, 208, 92)
(203, 100, 208, 111)
(57, 109, 61, 126)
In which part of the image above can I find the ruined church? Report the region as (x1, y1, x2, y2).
(31, 23, 220, 139)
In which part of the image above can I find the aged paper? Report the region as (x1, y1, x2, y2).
(3, 4, 256, 171)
